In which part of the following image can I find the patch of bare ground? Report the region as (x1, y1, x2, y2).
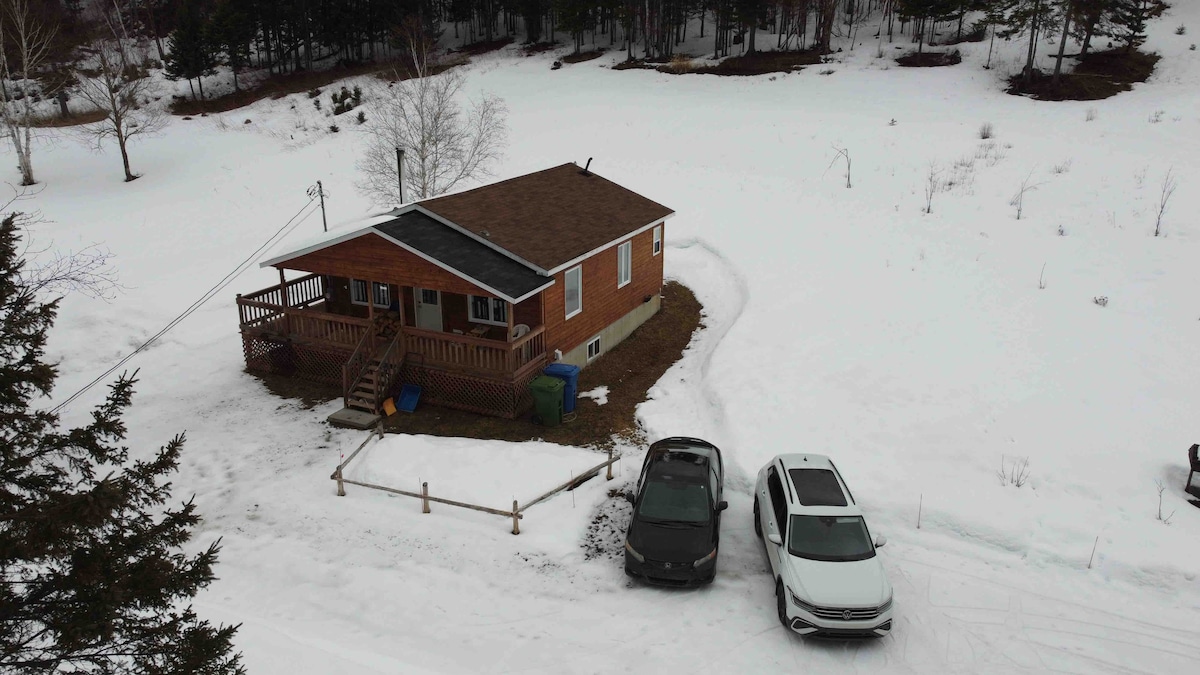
(670, 49, 823, 76)
(562, 48, 605, 64)
(248, 280, 702, 448)
(896, 49, 962, 67)
(449, 36, 514, 57)
(29, 108, 108, 128)
(1006, 49, 1159, 101)
(169, 55, 465, 115)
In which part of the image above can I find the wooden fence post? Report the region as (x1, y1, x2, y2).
(421, 482, 430, 513)
(336, 466, 345, 497)
(606, 447, 614, 481)
(511, 500, 520, 535)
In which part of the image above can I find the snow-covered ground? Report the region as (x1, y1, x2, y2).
(15, 7, 1200, 673)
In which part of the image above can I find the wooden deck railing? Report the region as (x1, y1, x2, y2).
(239, 278, 546, 378)
(241, 273, 324, 309)
(403, 325, 546, 376)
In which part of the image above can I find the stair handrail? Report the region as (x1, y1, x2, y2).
(342, 324, 377, 408)
(372, 330, 406, 411)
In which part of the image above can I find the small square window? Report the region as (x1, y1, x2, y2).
(653, 225, 662, 256)
(420, 289, 439, 305)
(586, 336, 601, 361)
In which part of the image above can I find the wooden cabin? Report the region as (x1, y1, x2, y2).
(237, 163, 674, 419)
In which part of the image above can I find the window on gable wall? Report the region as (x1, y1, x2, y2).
(617, 241, 632, 288)
(653, 225, 662, 255)
(565, 266, 582, 319)
(469, 295, 508, 326)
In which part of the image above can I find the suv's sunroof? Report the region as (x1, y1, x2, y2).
(787, 469, 848, 506)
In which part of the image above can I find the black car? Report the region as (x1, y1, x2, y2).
(623, 437, 727, 586)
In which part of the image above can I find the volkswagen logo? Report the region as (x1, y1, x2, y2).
(842, 610, 853, 621)
(663, 562, 673, 569)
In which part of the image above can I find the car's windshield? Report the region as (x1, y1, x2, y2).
(637, 479, 710, 524)
(787, 515, 875, 562)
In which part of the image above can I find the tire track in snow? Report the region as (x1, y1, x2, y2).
(653, 237, 753, 491)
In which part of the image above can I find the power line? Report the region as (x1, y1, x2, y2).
(50, 198, 322, 415)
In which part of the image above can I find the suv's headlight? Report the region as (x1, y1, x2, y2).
(789, 588, 816, 612)
(878, 594, 893, 613)
(692, 548, 717, 567)
(624, 540, 645, 563)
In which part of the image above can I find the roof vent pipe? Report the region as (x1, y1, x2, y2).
(582, 157, 593, 176)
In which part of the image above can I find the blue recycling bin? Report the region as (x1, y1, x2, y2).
(543, 363, 581, 414)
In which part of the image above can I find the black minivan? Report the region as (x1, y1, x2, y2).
(624, 437, 726, 586)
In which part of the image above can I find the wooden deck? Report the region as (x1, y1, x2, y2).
(237, 274, 548, 381)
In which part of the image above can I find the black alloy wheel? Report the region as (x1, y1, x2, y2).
(753, 497, 763, 538)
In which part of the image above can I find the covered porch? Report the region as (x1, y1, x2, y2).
(237, 271, 548, 418)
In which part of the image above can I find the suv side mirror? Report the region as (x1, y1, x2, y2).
(767, 533, 783, 546)
(717, 501, 728, 512)
(875, 534, 887, 548)
(624, 492, 636, 504)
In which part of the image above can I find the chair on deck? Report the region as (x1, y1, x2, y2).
(1187, 444, 1200, 496)
(511, 324, 530, 340)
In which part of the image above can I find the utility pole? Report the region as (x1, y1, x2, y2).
(396, 146, 405, 204)
(307, 181, 328, 232)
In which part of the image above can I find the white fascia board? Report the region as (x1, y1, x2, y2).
(412, 204, 551, 276)
(545, 212, 676, 276)
(259, 228, 375, 268)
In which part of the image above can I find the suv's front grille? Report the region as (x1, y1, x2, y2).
(796, 596, 892, 621)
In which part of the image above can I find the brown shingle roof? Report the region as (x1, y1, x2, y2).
(418, 163, 674, 271)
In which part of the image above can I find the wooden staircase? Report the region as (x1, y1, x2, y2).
(346, 358, 388, 413)
(328, 328, 405, 429)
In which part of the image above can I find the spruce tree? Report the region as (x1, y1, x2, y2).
(0, 214, 243, 674)
(164, 2, 217, 101)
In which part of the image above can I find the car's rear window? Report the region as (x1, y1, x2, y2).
(787, 469, 848, 507)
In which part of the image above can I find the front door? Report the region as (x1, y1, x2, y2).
(413, 288, 442, 332)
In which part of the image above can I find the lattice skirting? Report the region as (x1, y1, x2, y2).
(399, 362, 542, 419)
(242, 334, 347, 386)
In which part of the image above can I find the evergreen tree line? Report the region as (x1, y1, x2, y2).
(24, 0, 1165, 104)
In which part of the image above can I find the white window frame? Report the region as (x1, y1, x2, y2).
(586, 336, 602, 362)
(653, 225, 662, 256)
(351, 279, 390, 308)
(468, 294, 508, 327)
(564, 265, 582, 320)
(617, 241, 632, 288)
(372, 281, 391, 308)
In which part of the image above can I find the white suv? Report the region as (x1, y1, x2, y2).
(754, 454, 893, 638)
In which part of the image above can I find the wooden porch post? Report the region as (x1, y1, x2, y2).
(506, 300, 515, 371)
(278, 268, 291, 336)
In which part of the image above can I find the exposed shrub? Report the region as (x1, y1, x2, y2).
(329, 124, 340, 133)
(979, 121, 994, 139)
(307, 87, 322, 99)
(356, 110, 366, 124)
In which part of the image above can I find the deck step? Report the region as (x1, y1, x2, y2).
(328, 407, 382, 430)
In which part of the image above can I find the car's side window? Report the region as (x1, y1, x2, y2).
(709, 467, 720, 503)
(766, 467, 788, 536)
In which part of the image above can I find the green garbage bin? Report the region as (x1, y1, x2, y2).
(530, 375, 565, 427)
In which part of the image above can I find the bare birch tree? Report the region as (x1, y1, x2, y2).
(0, 0, 57, 186)
(73, 8, 165, 182)
(357, 25, 507, 205)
